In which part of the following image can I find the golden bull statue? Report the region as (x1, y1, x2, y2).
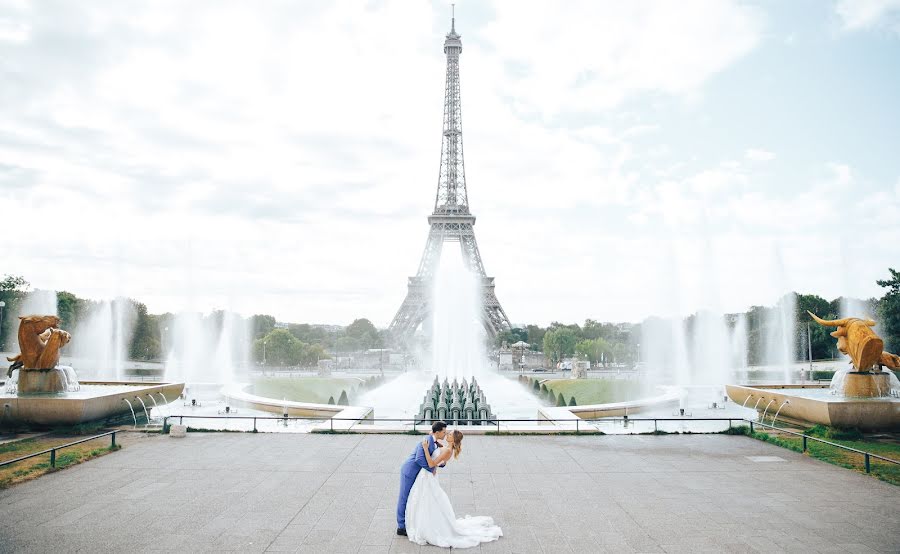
(808, 311, 900, 371)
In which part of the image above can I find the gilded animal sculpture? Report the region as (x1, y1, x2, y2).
(6, 315, 70, 377)
(808, 311, 900, 371)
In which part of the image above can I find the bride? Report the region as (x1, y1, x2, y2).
(404, 430, 503, 549)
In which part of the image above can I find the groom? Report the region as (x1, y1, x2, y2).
(396, 420, 447, 536)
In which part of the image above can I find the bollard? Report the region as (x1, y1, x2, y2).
(111, 432, 116, 448)
(750, 421, 754, 434)
(802, 435, 807, 452)
(50, 449, 56, 468)
(253, 418, 257, 433)
(576, 418, 579, 434)
(865, 453, 870, 473)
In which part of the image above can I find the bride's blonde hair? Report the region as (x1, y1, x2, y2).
(451, 430, 463, 459)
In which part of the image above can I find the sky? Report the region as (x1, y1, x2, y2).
(2, 0, 899, 327)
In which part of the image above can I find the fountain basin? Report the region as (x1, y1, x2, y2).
(0, 381, 185, 426)
(726, 384, 900, 431)
(221, 383, 373, 428)
(538, 387, 682, 423)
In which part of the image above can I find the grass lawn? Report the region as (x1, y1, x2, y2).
(539, 379, 645, 406)
(251, 377, 364, 404)
(0, 435, 120, 489)
(736, 425, 900, 486)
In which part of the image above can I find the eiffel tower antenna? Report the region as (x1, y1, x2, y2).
(389, 10, 511, 343)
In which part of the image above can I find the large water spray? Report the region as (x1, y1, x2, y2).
(70, 298, 136, 380)
(164, 311, 250, 387)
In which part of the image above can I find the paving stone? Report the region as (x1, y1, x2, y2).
(0, 433, 898, 553)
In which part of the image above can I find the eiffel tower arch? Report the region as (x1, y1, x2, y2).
(389, 13, 511, 344)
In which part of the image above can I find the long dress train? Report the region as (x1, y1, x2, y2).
(405, 448, 502, 549)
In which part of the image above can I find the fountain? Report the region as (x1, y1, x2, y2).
(1, 314, 184, 426)
(416, 376, 496, 425)
(726, 312, 900, 431)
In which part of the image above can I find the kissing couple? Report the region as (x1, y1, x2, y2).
(396, 421, 503, 549)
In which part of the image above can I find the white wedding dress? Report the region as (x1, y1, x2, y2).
(405, 447, 503, 549)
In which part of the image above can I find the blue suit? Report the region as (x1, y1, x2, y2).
(397, 434, 441, 529)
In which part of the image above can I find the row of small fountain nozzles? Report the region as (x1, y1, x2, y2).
(418, 375, 494, 421)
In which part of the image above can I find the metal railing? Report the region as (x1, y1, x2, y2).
(161, 414, 900, 474)
(0, 431, 118, 470)
(747, 419, 899, 473)
(162, 414, 749, 434)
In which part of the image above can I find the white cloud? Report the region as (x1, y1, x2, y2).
(1, 2, 897, 327)
(835, 0, 900, 31)
(480, 0, 763, 115)
(827, 162, 853, 186)
(0, 17, 28, 43)
(745, 148, 776, 161)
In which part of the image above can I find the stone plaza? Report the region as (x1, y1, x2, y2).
(1, 432, 898, 553)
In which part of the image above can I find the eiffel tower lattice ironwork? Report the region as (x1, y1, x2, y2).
(389, 13, 511, 342)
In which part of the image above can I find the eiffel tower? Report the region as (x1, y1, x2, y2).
(389, 12, 511, 343)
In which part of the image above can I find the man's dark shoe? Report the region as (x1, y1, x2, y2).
(397, 528, 407, 536)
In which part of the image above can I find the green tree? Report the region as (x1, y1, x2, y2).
(346, 318, 377, 338)
(556, 393, 566, 407)
(0, 275, 29, 350)
(877, 268, 900, 351)
(254, 328, 302, 366)
(328, 396, 335, 405)
(251, 314, 276, 339)
(335, 335, 363, 353)
(575, 337, 611, 365)
(533, 380, 540, 392)
(568, 396, 577, 406)
(56, 291, 80, 330)
(130, 301, 161, 360)
(525, 325, 546, 351)
(543, 328, 577, 363)
(796, 294, 835, 360)
(338, 390, 349, 405)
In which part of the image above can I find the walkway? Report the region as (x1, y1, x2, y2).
(1, 432, 897, 552)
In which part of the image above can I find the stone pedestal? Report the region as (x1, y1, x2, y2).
(841, 372, 891, 398)
(17, 368, 69, 394)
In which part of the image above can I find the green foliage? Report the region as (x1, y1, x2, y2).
(254, 328, 329, 367)
(496, 327, 528, 347)
(568, 396, 576, 406)
(0, 275, 29, 351)
(796, 294, 838, 360)
(251, 314, 277, 339)
(344, 318, 382, 350)
(130, 301, 161, 360)
(56, 291, 79, 330)
(575, 337, 611, 364)
(0, 275, 28, 292)
(533, 380, 540, 392)
(543, 327, 577, 363)
(721, 425, 750, 435)
(811, 370, 835, 381)
(540, 384, 547, 394)
(877, 268, 900, 351)
(328, 396, 335, 405)
(556, 393, 566, 407)
(525, 325, 547, 351)
(338, 390, 349, 405)
(542, 379, 644, 406)
(805, 424, 864, 441)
